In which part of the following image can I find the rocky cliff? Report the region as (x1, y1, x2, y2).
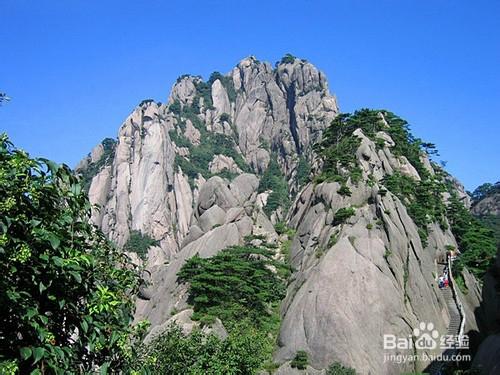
(77, 56, 485, 374)
(77, 56, 337, 256)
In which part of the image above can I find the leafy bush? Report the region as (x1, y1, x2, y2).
(0, 134, 141, 373)
(123, 230, 159, 259)
(477, 214, 500, 248)
(291, 350, 308, 370)
(333, 207, 356, 225)
(327, 362, 357, 374)
(134, 323, 267, 374)
(338, 184, 352, 197)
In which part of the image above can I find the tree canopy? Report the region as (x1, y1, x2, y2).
(0, 134, 141, 374)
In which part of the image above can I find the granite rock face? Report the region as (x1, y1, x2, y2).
(78, 56, 338, 258)
(76, 57, 484, 374)
(275, 126, 481, 374)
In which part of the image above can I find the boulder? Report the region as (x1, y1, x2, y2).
(199, 205, 226, 232)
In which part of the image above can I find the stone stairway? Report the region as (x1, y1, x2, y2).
(426, 264, 463, 374)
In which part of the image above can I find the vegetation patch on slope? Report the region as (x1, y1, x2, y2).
(315, 109, 448, 245)
(78, 138, 116, 193)
(315, 109, 497, 281)
(171, 104, 250, 187)
(258, 156, 291, 215)
(131, 241, 290, 373)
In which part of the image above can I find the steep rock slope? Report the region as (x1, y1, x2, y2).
(77, 56, 338, 259)
(275, 111, 481, 374)
(76, 57, 485, 374)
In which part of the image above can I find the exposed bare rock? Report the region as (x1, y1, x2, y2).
(90, 143, 104, 163)
(183, 119, 201, 145)
(208, 154, 242, 174)
(76, 56, 486, 375)
(275, 130, 482, 374)
(81, 56, 339, 264)
(275, 362, 326, 374)
(197, 176, 239, 216)
(143, 308, 227, 345)
(169, 76, 198, 106)
(88, 166, 112, 224)
(472, 193, 500, 216)
(211, 79, 231, 117)
(229, 173, 260, 203)
(199, 205, 226, 232)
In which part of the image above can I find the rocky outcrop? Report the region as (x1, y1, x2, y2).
(275, 126, 481, 374)
(78, 56, 338, 260)
(472, 192, 500, 216)
(76, 56, 486, 374)
(208, 154, 242, 174)
(134, 174, 278, 328)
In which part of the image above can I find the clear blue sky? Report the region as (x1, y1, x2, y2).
(1, 0, 499, 190)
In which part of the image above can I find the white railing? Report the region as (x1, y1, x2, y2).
(447, 256, 466, 347)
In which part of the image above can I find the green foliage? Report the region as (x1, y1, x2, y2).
(169, 99, 182, 115)
(384, 247, 392, 259)
(184, 72, 237, 114)
(0, 134, 141, 374)
(168, 129, 191, 148)
(277, 53, 297, 66)
(328, 233, 338, 248)
(123, 230, 159, 260)
(313, 113, 361, 184)
(291, 350, 309, 370)
(172, 105, 250, 186)
(338, 184, 352, 197)
(208, 72, 237, 102)
(139, 98, 156, 107)
(296, 156, 311, 186)
(315, 109, 433, 189)
(79, 138, 116, 193)
(382, 171, 448, 245)
(476, 214, 500, 248)
(333, 207, 356, 226)
(471, 181, 499, 204)
(327, 362, 357, 375)
(219, 112, 231, 123)
(177, 245, 287, 329)
(174, 244, 289, 372)
(447, 195, 497, 279)
(258, 156, 291, 215)
(134, 323, 268, 374)
(274, 222, 287, 235)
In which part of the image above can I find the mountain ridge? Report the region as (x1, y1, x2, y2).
(75, 55, 493, 374)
